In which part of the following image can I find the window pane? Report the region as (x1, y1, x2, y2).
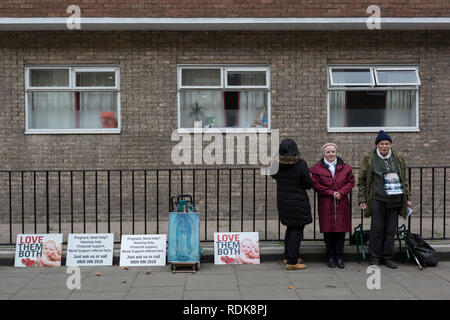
(180, 91, 223, 128)
(76, 72, 116, 87)
(30, 69, 69, 87)
(179, 90, 268, 129)
(181, 69, 221, 86)
(28, 92, 75, 129)
(236, 91, 268, 128)
(28, 91, 118, 129)
(331, 69, 373, 85)
(376, 70, 419, 85)
(79, 92, 118, 128)
(329, 90, 416, 128)
(227, 71, 266, 86)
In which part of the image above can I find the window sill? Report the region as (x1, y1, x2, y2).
(327, 127, 420, 133)
(25, 129, 121, 134)
(177, 128, 272, 134)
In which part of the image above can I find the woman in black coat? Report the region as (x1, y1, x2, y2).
(271, 139, 313, 270)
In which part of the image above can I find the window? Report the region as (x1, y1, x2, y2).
(327, 65, 420, 132)
(329, 67, 375, 86)
(25, 66, 120, 134)
(374, 68, 420, 86)
(178, 65, 270, 131)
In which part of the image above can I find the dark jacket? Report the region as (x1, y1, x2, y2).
(358, 148, 411, 219)
(309, 158, 355, 233)
(271, 155, 313, 227)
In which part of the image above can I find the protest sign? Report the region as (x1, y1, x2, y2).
(15, 234, 63, 267)
(214, 232, 260, 265)
(119, 235, 166, 266)
(66, 233, 114, 266)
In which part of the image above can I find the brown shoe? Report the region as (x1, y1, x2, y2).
(285, 263, 307, 270)
(283, 258, 303, 265)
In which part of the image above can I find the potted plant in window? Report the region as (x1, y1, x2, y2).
(190, 102, 205, 122)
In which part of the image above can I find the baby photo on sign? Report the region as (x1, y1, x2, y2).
(214, 232, 260, 265)
(14, 234, 63, 267)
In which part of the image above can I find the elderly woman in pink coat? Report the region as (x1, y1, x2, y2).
(309, 143, 355, 269)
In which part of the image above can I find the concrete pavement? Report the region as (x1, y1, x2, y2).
(1, 259, 449, 300)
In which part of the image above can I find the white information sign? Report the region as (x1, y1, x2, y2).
(66, 233, 114, 266)
(119, 234, 166, 267)
(15, 234, 63, 267)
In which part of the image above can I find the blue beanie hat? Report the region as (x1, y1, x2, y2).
(375, 130, 392, 145)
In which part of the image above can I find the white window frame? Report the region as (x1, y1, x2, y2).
(25, 65, 121, 134)
(374, 67, 421, 86)
(178, 66, 223, 89)
(25, 66, 71, 90)
(73, 67, 119, 90)
(224, 67, 270, 89)
(329, 66, 376, 87)
(177, 64, 271, 133)
(327, 65, 420, 133)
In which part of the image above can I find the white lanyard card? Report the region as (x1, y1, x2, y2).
(383, 172, 404, 196)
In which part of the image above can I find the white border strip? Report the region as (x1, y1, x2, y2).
(0, 17, 449, 31)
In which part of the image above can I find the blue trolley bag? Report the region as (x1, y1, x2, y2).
(168, 195, 201, 270)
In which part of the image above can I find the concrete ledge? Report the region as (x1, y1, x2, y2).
(1, 17, 450, 31)
(1, 241, 449, 266)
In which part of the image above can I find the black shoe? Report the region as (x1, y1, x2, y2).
(384, 259, 398, 269)
(336, 258, 345, 269)
(369, 259, 380, 266)
(327, 257, 336, 268)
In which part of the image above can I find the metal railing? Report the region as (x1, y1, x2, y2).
(0, 166, 448, 245)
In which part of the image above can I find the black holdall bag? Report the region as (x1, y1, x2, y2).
(406, 232, 438, 267)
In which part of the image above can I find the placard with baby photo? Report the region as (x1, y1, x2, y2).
(14, 234, 63, 267)
(214, 232, 260, 265)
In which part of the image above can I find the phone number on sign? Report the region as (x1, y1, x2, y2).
(128, 260, 157, 264)
(76, 260, 104, 264)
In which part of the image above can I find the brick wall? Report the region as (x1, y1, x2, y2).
(0, 30, 448, 233)
(0, 1, 449, 18)
(0, 30, 448, 170)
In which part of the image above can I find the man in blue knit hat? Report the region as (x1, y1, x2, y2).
(358, 131, 412, 268)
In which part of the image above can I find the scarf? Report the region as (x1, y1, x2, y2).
(376, 148, 398, 172)
(376, 149, 392, 160)
(324, 158, 337, 177)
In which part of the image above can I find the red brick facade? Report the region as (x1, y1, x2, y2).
(0, 0, 449, 18)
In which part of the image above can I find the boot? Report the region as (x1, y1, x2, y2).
(336, 258, 345, 269)
(369, 258, 380, 266)
(327, 257, 336, 268)
(286, 263, 307, 270)
(283, 258, 303, 265)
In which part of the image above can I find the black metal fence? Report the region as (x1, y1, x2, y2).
(0, 166, 448, 245)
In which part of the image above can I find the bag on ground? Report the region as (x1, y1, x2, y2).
(349, 229, 370, 245)
(406, 232, 438, 267)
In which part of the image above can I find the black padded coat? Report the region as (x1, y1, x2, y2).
(271, 155, 313, 227)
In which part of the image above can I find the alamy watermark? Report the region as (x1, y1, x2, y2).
(171, 122, 279, 175)
(66, 5, 81, 30)
(366, 5, 381, 30)
(366, 265, 381, 290)
(66, 266, 81, 290)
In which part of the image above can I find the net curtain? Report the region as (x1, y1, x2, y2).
(28, 71, 116, 129)
(329, 90, 416, 127)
